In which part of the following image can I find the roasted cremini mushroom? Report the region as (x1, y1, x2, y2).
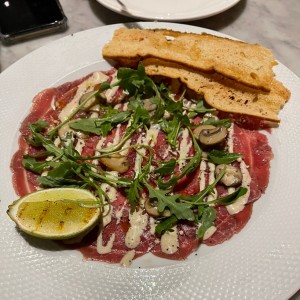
(144, 198, 171, 218)
(194, 124, 228, 146)
(79, 91, 98, 110)
(215, 164, 243, 187)
(99, 153, 129, 173)
(143, 99, 157, 112)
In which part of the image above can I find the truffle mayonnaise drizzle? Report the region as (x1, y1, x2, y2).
(75, 138, 85, 155)
(178, 128, 192, 170)
(203, 226, 217, 240)
(125, 208, 148, 249)
(226, 160, 251, 214)
(207, 162, 217, 202)
(96, 176, 118, 254)
(133, 124, 160, 177)
(120, 250, 136, 267)
(58, 72, 108, 138)
(161, 226, 179, 254)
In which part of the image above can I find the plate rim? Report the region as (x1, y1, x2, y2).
(96, 0, 241, 21)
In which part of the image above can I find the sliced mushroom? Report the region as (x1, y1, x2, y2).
(143, 99, 157, 112)
(215, 164, 243, 187)
(58, 122, 88, 140)
(144, 198, 171, 218)
(88, 104, 100, 114)
(99, 153, 129, 173)
(194, 124, 228, 146)
(79, 91, 100, 110)
(193, 124, 215, 141)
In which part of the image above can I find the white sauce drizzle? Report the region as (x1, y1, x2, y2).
(178, 128, 192, 169)
(149, 216, 157, 235)
(106, 86, 120, 103)
(133, 134, 144, 177)
(113, 103, 121, 110)
(95, 136, 106, 152)
(125, 208, 148, 249)
(59, 72, 108, 122)
(226, 160, 251, 214)
(119, 119, 132, 156)
(160, 227, 179, 254)
(133, 124, 160, 177)
(115, 203, 126, 225)
(227, 124, 234, 153)
(160, 144, 171, 160)
(120, 250, 136, 267)
(105, 73, 122, 103)
(96, 176, 118, 254)
(203, 226, 217, 240)
(75, 139, 85, 155)
(97, 233, 115, 254)
(89, 111, 99, 118)
(225, 123, 251, 214)
(54, 137, 61, 147)
(58, 72, 108, 138)
(106, 124, 121, 147)
(96, 200, 114, 254)
(199, 160, 207, 192)
(207, 162, 217, 201)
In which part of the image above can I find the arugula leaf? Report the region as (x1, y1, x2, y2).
(60, 133, 80, 159)
(97, 81, 111, 93)
(158, 128, 201, 189)
(159, 99, 191, 149)
(95, 104, 150, 153)
(117, 63, 156, 99)
(145, 184, 195, 221)
(126, 178, 143, 212)
(46, 161, 78, 178)
(38, 176, 88, 188)
(70, 110, 130, 136)
(201, 117, 232, 129)
(208, 150, 242, 165)
(186, 100, 216, 118)
(26, 120, 50, 147)
(95, 110, 131, 126)
(159, 116, 181, 149)
(155, 215, 178, 236)
(179, 167, 226, 204)
(153, 159, 176, 176)
(29, 130, 64, 158)
(130, 105, 150, 128)
(148, 96, 165, 122)
(30, 119, 49, 132)
(22, 155, 58, 174)
(197, 207, 216, 239)
(165, 98, 183, 114)
(210, 187, 248, 205)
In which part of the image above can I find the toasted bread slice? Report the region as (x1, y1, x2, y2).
(102, 28, 277, 91)
(143, 58, 290, 122)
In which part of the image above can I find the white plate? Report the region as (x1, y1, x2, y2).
(0, 22, 300, 300)
(96, 0, 241, 21)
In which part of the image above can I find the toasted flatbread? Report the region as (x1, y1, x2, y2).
(143, 58, 290, 122)
(102, 28, 277, 91)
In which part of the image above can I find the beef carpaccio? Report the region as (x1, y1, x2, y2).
(11, 66, 273, 266)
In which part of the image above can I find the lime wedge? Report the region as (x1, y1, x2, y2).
(7, 188, 101, 240)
